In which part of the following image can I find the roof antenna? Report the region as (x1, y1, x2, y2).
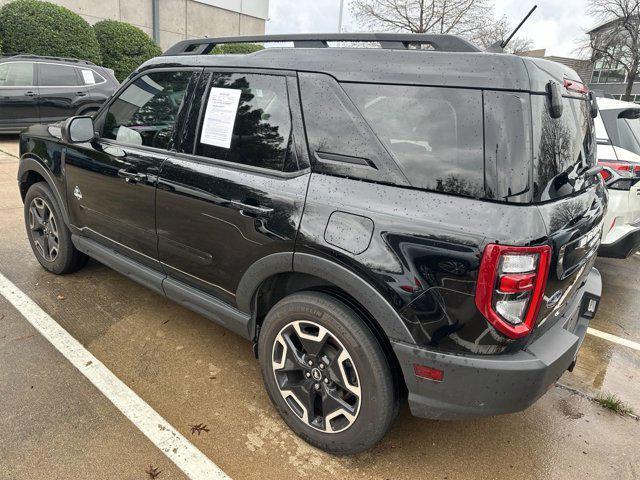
(488, 5, 537, 52)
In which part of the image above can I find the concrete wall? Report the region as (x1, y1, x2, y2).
(0, 0, 267, 51)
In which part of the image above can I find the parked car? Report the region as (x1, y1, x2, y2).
(594, 97, 640, 258)
(0, 54, 119, 134)
(17, 34, 604, 454)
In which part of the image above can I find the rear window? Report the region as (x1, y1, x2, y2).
(531, 95, 597, 202)
(344, 83, 484, 198)
(38, 63, 80, 86)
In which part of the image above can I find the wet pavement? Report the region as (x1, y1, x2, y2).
(0, 135, 639, 479)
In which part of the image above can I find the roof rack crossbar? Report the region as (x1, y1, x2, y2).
(163, 33, 480, 56)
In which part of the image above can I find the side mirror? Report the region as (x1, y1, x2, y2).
(61, 116, 95, 143)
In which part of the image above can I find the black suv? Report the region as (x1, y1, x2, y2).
(17, 34, 604, 454)
(0, 54, 119, 133)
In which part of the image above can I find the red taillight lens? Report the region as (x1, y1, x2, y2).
(599, 160, 631, 172)
(563, 78, 589, 94)
(600, 169, 612, 181)
(475, 244, 551, 339)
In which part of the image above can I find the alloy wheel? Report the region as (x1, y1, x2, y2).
(272, 320, 361, 433)
(28, 197, 59, 262)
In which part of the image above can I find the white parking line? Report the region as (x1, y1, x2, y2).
(0, 272, 230, 480)
(587, 327, 640, 352)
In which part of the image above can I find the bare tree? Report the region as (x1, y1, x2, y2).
(350, 0, 494, 39)
(474, 15, 534, 55)
(587, 0, 640, 101)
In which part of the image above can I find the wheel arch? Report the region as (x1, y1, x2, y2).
(18, 156, 70, 226)
(237, 252, 415, 394)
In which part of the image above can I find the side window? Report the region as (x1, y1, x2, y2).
(102, 70, 191, 149)
(298, 73, 410, 186)
(0, 62, 34, 87)
(195, 73, 291, 171)
(38, 63, 80, 86)
(78, 68, 105, 86)
(343, 83, 485, 198)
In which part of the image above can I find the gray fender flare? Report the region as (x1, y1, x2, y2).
(17, 156, 70, 226)
(236, 251, 415, 344)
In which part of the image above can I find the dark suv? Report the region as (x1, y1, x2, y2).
(17, 34, 604, 454)
(0, 54, 119, 133)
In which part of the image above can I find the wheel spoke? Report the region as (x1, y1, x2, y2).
(29, 205, 45, 229)
(292, 322, 330, 357)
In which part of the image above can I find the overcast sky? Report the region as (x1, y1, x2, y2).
(266, 0, 596, 58)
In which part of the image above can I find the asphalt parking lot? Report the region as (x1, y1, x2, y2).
(0, 136, 639, 480)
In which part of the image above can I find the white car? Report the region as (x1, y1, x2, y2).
(595, 97, 640, 258)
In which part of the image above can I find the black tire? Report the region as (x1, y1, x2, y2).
(24, 182, 88, 274)
(258, 291, 398, 454)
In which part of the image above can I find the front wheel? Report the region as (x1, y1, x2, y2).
(24, 182, 87, 274)
(258, 291, 397, 454)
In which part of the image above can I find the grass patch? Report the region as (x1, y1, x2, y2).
(595, 392, 633, 416)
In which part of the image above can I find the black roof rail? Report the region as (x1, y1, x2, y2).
(1, 53, 96, 65)
(163, 33, 481, 56)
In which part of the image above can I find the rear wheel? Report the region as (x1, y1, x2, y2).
(258, 291, 397, 454)
(24, 182, 87, 274)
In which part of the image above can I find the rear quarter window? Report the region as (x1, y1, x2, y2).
(343, 83, 485, 198)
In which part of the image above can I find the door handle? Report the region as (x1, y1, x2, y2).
(230, 200, 274, 216)
(24, 91, 37, 97)
(117, 168, 147, 184)
(76, 91, 87, 97)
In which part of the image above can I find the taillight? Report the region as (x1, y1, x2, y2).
(600, 169, 612, 181)
(475, 244, 551, 339)
(599, 160, 631, 172)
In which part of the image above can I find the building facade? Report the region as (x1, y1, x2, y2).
(586, 19, 640, 103)
(0, 0, 268, 51)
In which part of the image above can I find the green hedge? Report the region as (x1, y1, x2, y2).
(0, 0, 101, 63)
(211, 43, 264, 55)
(93, 20, 161, 82)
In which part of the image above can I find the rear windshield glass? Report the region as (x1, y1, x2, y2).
(344, 83, 484, 198)
(531, 95, 597, 202)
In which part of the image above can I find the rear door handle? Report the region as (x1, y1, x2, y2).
(76, 91, 87, 97)
(24, 91, 37, 97)
(117, 168, 147, 184)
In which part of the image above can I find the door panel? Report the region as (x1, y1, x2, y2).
(157, 158, 309, 303)
(156, 71, 309, 306)
(64, 69, 196, 270)
(0, 62, 38, 130)
(65, 142, 166, 270)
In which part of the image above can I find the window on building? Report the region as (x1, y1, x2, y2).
(591, 55, 628, 84)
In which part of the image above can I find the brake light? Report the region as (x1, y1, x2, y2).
(600, 169, 612, 181)
(475, 244, 551, 339)
(563, 78, 588, 94)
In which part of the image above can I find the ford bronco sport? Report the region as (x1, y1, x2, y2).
(17, 34, 604, 454)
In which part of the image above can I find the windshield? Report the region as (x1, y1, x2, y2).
(531, 94, 598, 202)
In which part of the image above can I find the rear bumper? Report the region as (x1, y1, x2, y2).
(599, 225, 640, 259)
(391, 268, 602, 420)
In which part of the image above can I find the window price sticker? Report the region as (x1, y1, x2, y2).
(200, 87, 242, 149)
